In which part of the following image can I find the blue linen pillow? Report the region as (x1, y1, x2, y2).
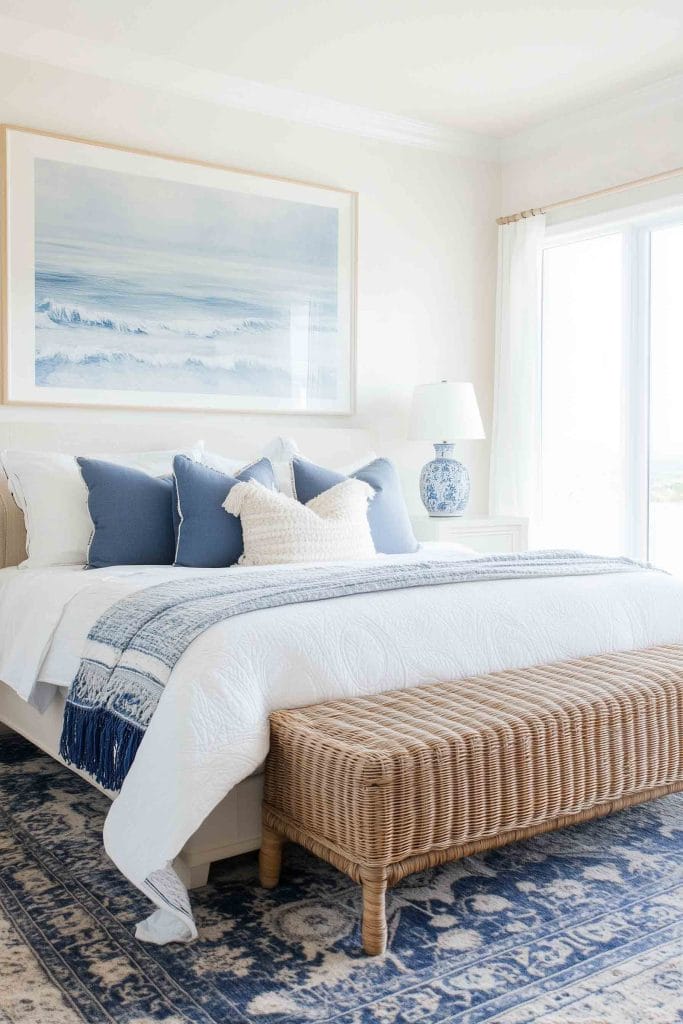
(174, 455, 276, 568)
(291, 456, 418, 554)
(77, 458, 176, 568)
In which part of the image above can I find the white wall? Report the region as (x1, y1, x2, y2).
(0, 54, 500, 514)
(501, 93, 683, 215)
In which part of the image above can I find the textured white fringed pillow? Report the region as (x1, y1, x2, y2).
(224, 478, 376, 566)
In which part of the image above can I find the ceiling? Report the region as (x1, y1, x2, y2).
(1, 0, 683, 138)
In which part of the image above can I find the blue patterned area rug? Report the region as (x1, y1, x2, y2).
(0, 733, 681, 1024)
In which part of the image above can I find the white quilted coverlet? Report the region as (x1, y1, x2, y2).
(1, 548, 683, 942)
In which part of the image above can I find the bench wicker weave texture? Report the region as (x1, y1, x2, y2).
(260, 644, 683, 955)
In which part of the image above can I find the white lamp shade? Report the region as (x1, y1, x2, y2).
(409, 381, 485, 441)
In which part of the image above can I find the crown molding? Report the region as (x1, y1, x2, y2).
(501, 69, 683, 162)
(0, 14, 500, 161)
(5, 10, 679, 167)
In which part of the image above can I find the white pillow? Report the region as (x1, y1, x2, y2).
(1, 445, 202, 568)
(201, 439, 377, 498)
(224, 478, 376, 566)
(201, 436, 301, 496)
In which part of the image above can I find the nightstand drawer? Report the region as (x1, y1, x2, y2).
(412, 516, 529, 554)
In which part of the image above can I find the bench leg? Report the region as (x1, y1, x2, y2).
(361, 869, 388, 956)
(259, 826, 283, 889)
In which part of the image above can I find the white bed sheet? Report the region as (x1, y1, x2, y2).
(2, 548, 683, 945)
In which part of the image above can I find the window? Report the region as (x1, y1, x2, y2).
(650, 224, 683, 575)
(540, 209, 683, 574)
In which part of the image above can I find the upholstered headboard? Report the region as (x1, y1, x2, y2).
(0, 468, 27, 567)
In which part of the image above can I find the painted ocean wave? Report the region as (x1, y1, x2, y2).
(34, 346, 337, 398)
(34, 343, 285, 375)
(36, 299, 280, 339)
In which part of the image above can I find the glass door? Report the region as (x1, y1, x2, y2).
(649, 223, 683, 576)
(540, 232, 627, 555)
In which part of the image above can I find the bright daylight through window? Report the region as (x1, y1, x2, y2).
(540, 214, 683, 576)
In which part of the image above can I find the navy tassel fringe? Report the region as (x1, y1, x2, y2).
(59, 702, 144, 792)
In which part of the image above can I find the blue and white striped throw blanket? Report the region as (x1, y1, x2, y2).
(60, 550, 646, 791)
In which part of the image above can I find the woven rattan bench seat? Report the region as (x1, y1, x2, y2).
(259, 644, 683, 954)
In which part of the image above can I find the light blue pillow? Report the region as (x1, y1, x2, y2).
(77, 458, 176, 568)
(291, 457, 418, 554)
(174, 455, 276, 568)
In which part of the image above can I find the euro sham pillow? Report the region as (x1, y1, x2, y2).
(78, 458, 176, 569)
(0, 445, 201, 568)
(291, 456, 418, 555)
(200, 435, 301, 496)
(174, 455, 276, 568)
(224, 478, 376, 566)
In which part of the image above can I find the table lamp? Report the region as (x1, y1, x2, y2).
(409, 380, 485, 516)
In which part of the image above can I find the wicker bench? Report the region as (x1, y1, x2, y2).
(259, 644, 683, 955)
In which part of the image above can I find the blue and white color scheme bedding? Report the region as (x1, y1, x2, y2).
(61, 550, 643, 792)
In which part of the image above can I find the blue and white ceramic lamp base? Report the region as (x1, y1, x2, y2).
(419, 443, 470, 517)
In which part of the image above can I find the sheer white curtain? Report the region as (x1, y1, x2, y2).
(489, 214, 546, 529)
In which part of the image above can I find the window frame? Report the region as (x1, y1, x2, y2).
(540, 199, 683, 561)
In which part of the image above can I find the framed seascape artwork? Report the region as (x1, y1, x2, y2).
(1, 126, 356, 413)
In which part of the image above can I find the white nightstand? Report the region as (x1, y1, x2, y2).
(412, 515, 529, 554)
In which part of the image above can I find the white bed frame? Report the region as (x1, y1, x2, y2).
(0, 682, 263, 887)
(0, 419, 375, 887)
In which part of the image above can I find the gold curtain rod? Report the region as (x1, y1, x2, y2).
(496, 163, 683, 226)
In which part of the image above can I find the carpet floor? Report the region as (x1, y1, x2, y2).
(0, 733, 681, 1024)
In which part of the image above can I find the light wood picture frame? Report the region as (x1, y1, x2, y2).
(1, 125, 357, 414)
